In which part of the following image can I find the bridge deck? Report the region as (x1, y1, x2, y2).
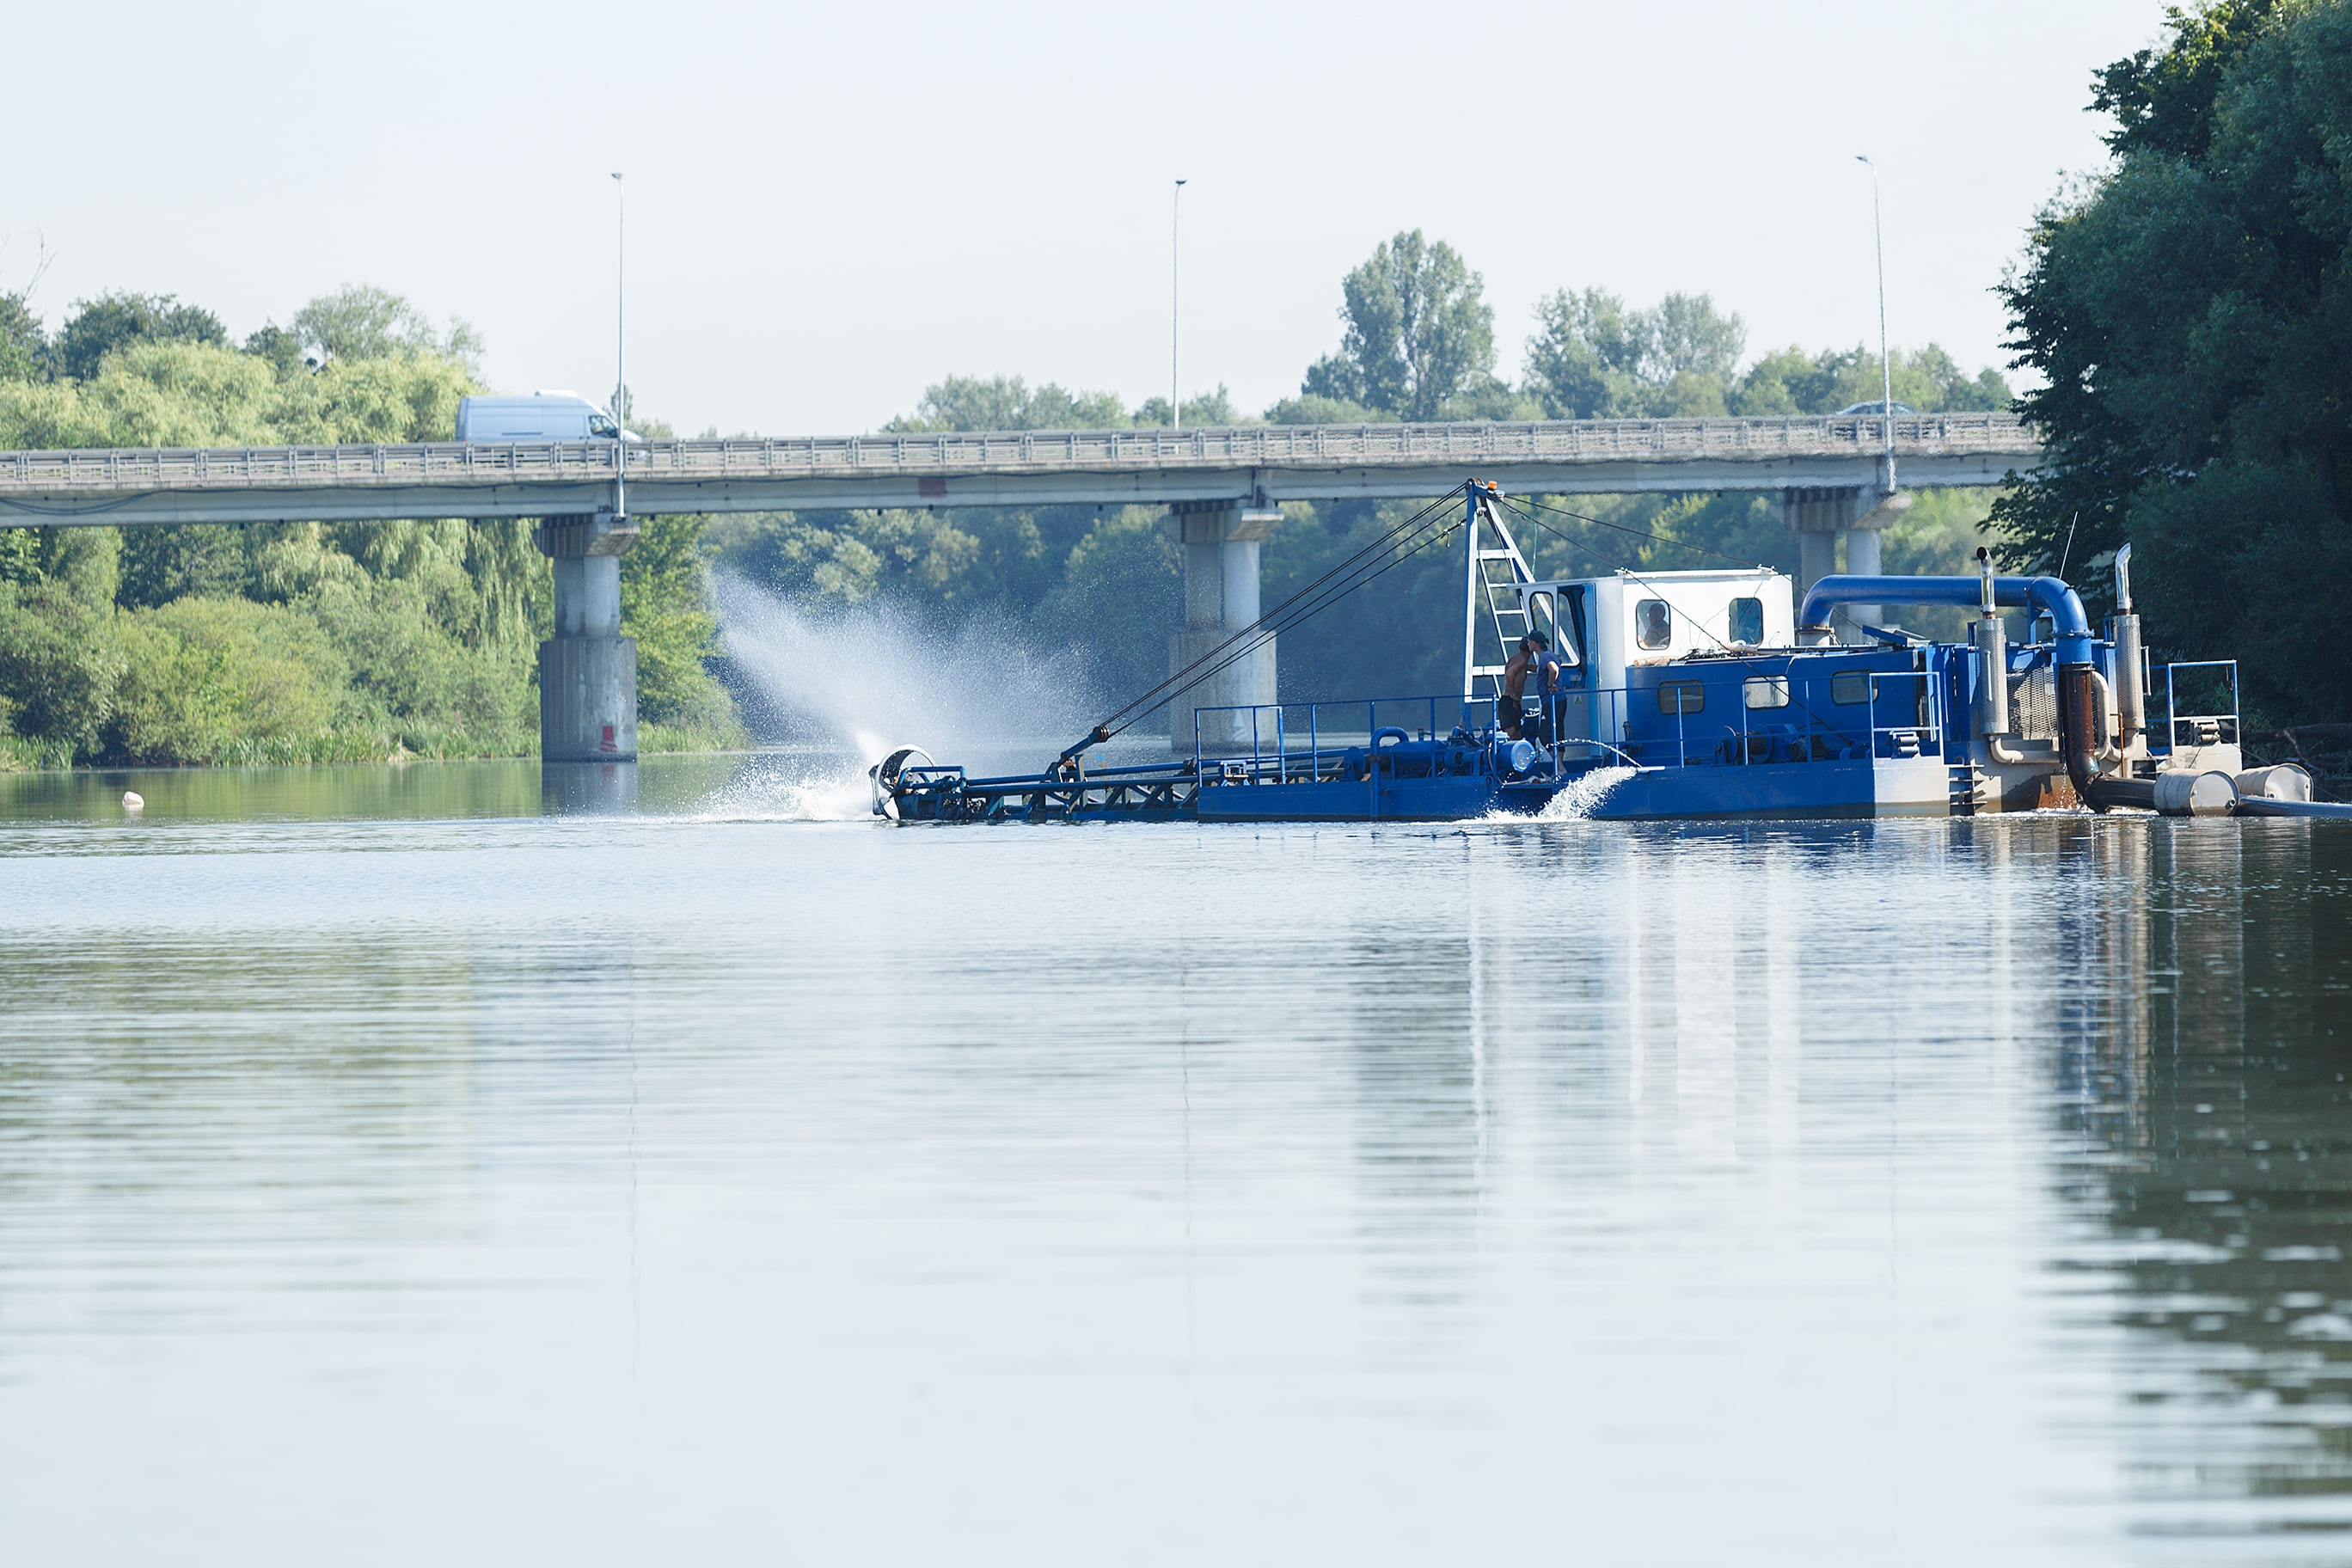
(0, 413, 2040, 526)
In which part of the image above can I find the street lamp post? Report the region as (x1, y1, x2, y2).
(611, 172, 625, 427)
(1173, 179, 1186, 432)
(1854, 155, 1892, 483)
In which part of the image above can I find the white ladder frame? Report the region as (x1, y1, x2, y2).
(1460, 488, 1537, 708)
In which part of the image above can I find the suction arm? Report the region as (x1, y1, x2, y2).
(1058, 725, 1112, 764)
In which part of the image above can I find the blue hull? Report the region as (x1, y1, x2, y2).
(1178, 756, 1945, 823)
(1583, 758, 1883, 820)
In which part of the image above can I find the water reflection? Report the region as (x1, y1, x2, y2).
(542, 760, 640, 816)
(2, 788, 2351, 1561)
(2050, 820, 2352, 1543)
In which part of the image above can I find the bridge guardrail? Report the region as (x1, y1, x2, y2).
(0, 413, 2040, 494)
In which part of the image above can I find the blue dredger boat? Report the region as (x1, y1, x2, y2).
(873, 481, 2345, 824)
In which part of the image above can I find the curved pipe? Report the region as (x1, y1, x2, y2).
(1987, 735, 2062, 770)
(1798, 574, 2094, 666)
(1799, 573, 2112, 805)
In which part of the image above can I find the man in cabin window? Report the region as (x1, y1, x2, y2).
(1499, 634, 1561, 742)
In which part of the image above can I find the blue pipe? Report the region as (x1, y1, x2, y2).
(1798, 574, 2094, 666)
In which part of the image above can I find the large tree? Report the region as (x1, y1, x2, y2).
(884, 373, 1127, 432)
(1992, 0, 2352, 719)
(289, 284, 482, 371)
(0, 294, 43, 383)
(1302, 230, 1494, 421)
(53, 291, 225, 382)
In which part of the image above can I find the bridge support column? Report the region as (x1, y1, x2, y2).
(1164, 500, 1283, 755)
(536, 511, 639, 762)
(1782, 487, 1855, 629)
(1844, 523, 1883, 634)
(1781, 486, 1907, 643)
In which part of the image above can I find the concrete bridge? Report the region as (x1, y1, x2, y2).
(0, 412, 2041, 762)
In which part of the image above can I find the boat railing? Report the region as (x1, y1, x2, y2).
(1191, 666, 1949, 783)
(2162, 659, 2240, 751)
(1865, 671, 1945, 762)
(1192, 694, 1511, 782)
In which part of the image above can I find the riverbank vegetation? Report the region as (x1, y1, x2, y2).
(1, 205, 2030, 767)
(0, 260, 2011, 766)
(0, 286, 737, 769)
(8, 4, 2336, 764)
(708, 240, 2010, 724)
(1994, 0, 2352, 723)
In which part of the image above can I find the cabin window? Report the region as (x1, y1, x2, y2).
(1636, 598, 1672, 649)
(1526, 591, 1555, 651)
(1560, 585, 1587, 665)
(1729, 597, 1764, 646)
(1657, 681, 1705, 715)
(1831, 671, 1872, 705)
(1743, 677, 1790, 709)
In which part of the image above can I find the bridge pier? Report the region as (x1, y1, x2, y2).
(536, 511, 639, 762)
(1165, 500, 1283, 755)
(1781, 485, 1906, 642)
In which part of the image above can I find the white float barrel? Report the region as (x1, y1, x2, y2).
(2235, 764, 2312, 802)
(2153, 770, 2238, 817)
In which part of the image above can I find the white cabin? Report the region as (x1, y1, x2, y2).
(1516, 569, 1795, 693)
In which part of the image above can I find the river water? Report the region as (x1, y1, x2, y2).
(3, 756, 2349, 1565)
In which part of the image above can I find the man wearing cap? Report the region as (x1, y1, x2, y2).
(1499, 633, 1560, 743)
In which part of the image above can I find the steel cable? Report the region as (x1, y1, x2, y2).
(1093, 488, 1467, 738)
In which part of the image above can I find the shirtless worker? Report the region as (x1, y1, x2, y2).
(1498, 633, 1559, 742)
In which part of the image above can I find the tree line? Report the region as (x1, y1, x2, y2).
(0, 285, 731, 768)
(709, 242, 2012, 728)
(0, 247, 2015, 763)
(14, 0, 2342, 773)
(1993, 0, 2352, 724)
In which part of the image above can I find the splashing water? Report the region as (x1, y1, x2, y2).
(715, 575, 1107, 754)
(707, 576, 1116, 819)
(693, 752, 885, 822)
(1534, 765, 1638, 820)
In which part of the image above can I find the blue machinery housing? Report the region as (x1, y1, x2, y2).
(878, 484, 2343, 824)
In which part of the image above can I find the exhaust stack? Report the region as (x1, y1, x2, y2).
(1969, 547, 2008, 739)
(2111, 543, 2145, 749)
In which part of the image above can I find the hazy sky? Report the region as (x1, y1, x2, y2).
(6, 1, 2167, 436)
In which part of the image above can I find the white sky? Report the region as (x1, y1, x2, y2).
(4, 0, 2165, 437)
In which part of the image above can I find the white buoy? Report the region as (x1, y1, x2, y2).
(121, 791, 144, 811)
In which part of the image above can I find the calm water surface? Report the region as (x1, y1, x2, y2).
(3, 757, 2350, 1565)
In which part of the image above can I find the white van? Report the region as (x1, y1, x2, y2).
(455, 391, 637, 442)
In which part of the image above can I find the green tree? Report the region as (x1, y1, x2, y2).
(1523, 290, 1744, 418)
(54, 291, 226, 381)
(1262, 391, 1395, 425)
(107, 597, 348, 763)
(1522, 289, 1641, 419)
(242, 322, 311, 381)
(885, 374, 1128, 432)
(1730, 342, 2006, 416)
(1132, 385, 1243, 426)
(2089, 0, 2287, 157)
(290, 284, 483, 371)
(1651, 293, 1746, 382)
(1301, 230, 1494, 420)
(621, 512, 732, 732)
(0, 293, 44, 383)
(1991, 0, 2352, 718)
